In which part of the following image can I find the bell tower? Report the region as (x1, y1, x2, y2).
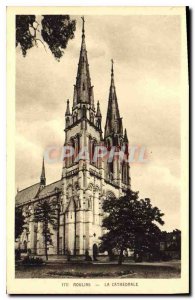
(61, 17, 103, 255)
(104, 60, 130, 189)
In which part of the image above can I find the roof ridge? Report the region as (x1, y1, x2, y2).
(43, 179, 62, 188)
(17, 182, 40, 193)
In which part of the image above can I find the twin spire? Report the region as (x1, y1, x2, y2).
(39, 18, 128, 189)
(105, 58, 123, 138)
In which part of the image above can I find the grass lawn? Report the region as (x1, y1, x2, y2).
(15, 261, 181, 279)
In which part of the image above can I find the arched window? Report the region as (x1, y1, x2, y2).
(77, 135, 80, 154)
(90, 113, 94, 123)
(66, 117, 70, 127)
(71, 138, 75, 164)
(89, 138, 96, 164)
(125, 143, 129, 159)
(82, 105, 86, 118)
(122, 161, 125, 183)
(73, 112, 78, 123)
(107, 139, 111, 151)
(92, 141, 95, 163)
(122, 162, 128, 184)
(107, 161, 114, 180)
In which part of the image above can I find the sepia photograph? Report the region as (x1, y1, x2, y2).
(6, 6, 189, 294)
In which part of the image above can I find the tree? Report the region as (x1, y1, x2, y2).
(15, 206, 25, 240)
(33, 199, 58, 260)
(134, 222, 162, 262)
(100, 190, 164, 265)
(16, 15, 76, 60)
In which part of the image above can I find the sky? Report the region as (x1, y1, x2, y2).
(16, 15, 181, 231)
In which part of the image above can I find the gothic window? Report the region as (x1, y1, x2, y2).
(23, 240, 27, 252)
(89, 139, 97, 164)
(122, 161, 125, 183)
(73, 112, 78, 122)
(77, 135, 80, 154)
(92, 141, 95, 162)
(106, 191, 116, 200)
(83, 83, 85, 91)
(122, 162, 127, 184)
(82, 105, 86, 118)
(90, 113, 94, 123)
(92, 189, 99, 224)
(107, 139, 111, 151)
(107, 161, 114, 180)
(88, 197, 92, 210)
(66, 117, 70, 127)
(114, 135, 119, 146)
(71, 138, 75, 164)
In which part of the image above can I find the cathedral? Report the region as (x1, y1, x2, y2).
(15, 18, 130, 257)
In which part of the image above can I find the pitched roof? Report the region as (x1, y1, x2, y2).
(38, 180, 62, 197)
(15, 179, 63, 206)
(15, 183, 40, 206)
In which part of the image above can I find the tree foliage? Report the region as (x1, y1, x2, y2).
(41, 15, 76, 60)
(33, 198, 58, 260)
(16, 15, 76, 60)
(100, 190, 164, 264)
(16, 15, 36, 56)
(15, 206, 25, 240)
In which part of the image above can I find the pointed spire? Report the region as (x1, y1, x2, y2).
(65, 99, 71, 116)
(105, 60, 123, 138)
(110, 59, 115, 89)
(124, 128, 128, 142)
(96, 100, 102, 117)
(73, 17, 93, 107)
(40, 157, 46, 186)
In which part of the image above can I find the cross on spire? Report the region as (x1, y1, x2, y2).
(81, 16, 85, 36)
(111, 59, 114, 76)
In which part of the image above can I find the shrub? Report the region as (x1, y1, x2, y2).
(85, 250, 92, 262)
(22, 256, 44, 266)
(15, 249, 21, 260)
(161, 253, 172, 261)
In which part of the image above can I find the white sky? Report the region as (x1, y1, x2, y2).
(16, 15, 181, 231)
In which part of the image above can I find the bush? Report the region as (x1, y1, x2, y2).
(134, 255, 143, 263)
(15, 249, 21, 261)
(161, 253, 172, 261)
(22, 256, 44, 266)
(85, 250, 92, 262)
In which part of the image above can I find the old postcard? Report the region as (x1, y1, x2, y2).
(7, 6, 189, 294)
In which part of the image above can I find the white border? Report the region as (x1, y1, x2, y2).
(1, 1, 193, 299)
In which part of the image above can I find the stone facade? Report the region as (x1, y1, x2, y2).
(15, 18, 130, 257)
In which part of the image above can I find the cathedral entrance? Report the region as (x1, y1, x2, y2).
(93, 243, 98, 261)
